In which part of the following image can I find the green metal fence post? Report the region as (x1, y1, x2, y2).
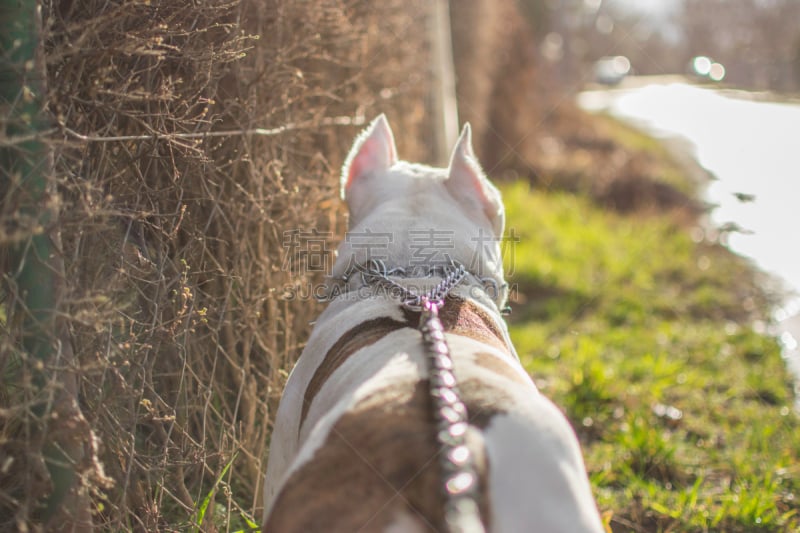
(1, 1, 93, 529)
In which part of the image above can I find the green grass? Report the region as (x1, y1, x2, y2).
(502, 181, 800, 532)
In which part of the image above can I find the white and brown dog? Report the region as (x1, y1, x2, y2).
(263, 115, 605, 532)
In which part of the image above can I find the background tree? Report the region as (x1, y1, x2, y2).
(517, 0, 800, 92)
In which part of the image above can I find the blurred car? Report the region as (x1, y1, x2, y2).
(689, 55, 726, 82)
(594, 56, 631, 85)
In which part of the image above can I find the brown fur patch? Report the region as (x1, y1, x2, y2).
(266, 381, 494, 532)
(461, 353, 534, 430)
(473, 351, 530, 386)
(461, 378, 520, 430)
(404, 295, 511, 354)
(301, 317, 409, 425)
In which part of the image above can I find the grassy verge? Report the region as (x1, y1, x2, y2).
(503, 117, 799, 532)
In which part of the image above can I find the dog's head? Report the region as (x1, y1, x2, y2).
(333, 114, 507, 307)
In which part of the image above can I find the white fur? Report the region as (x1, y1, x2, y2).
(446, 123, 504, 237)
(341, 114, 398, 224)
(484, 404, 603, 532)
(263, 116, 605, 532)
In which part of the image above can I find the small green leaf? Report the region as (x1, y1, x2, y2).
(193, 452, 238, 531)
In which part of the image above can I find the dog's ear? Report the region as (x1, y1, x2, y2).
(445, 123, 504, 236)
(341, 114, 397, 205)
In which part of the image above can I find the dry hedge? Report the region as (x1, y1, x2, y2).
(2, 0, 431, 529)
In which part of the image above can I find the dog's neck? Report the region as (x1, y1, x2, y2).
(324, 259, 509, 319)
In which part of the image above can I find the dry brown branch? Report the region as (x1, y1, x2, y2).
(2, 0, 431, 529)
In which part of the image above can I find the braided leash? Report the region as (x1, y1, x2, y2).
(420, 298, 485, 533)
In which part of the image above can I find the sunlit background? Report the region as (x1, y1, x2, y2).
(540, 0, 799, 90)
(531, 0, 800, 376)
(3, 1, 799, 529)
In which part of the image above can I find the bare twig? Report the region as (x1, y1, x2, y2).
(59, 114, 367, 143)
